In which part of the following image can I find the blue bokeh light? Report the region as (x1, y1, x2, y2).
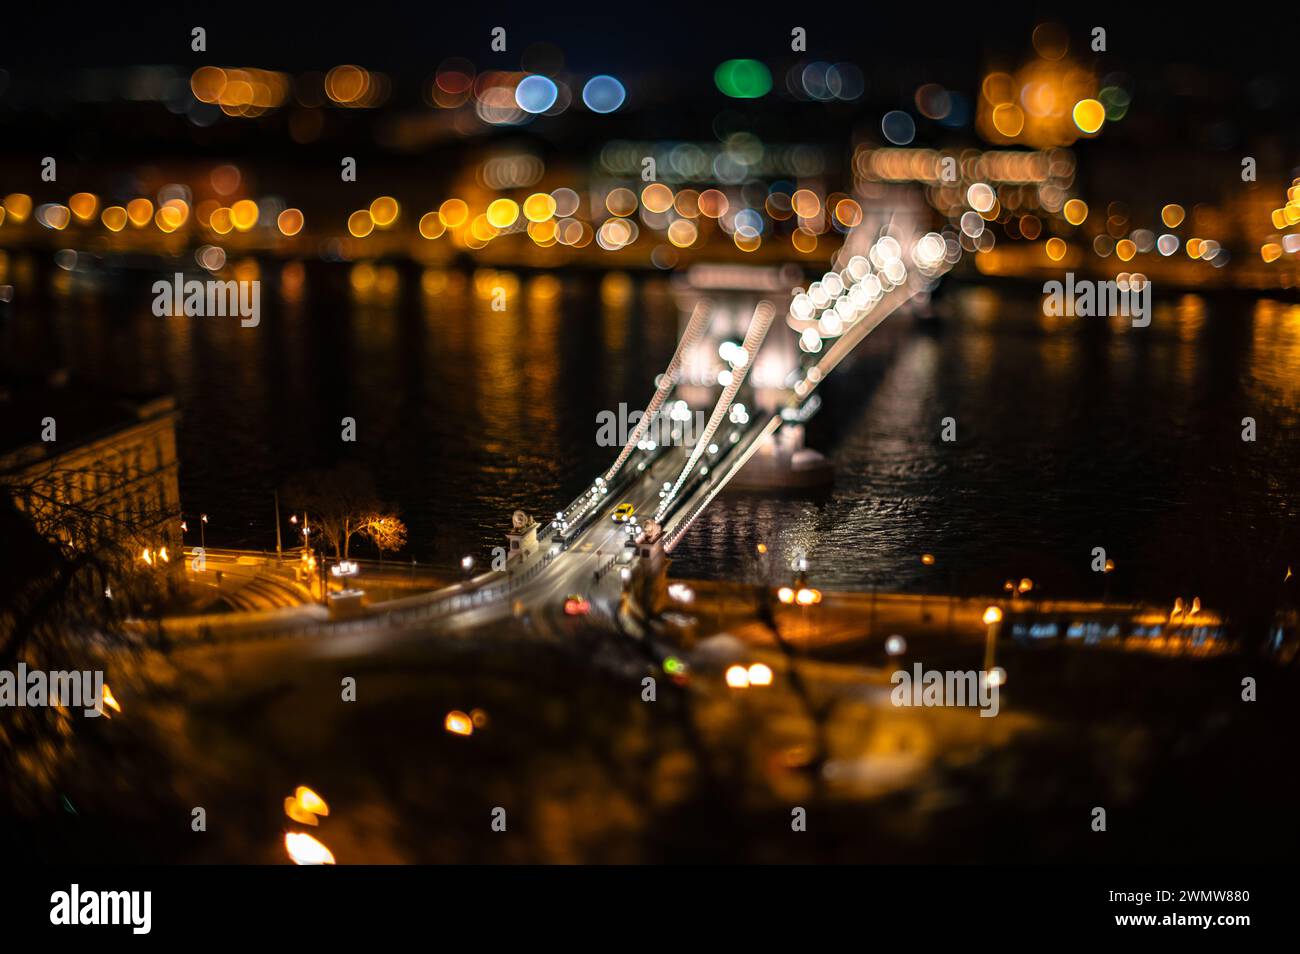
(582, 75, 626, 114)
(515, 75, 559, 114)
(881, 110, 916, 145)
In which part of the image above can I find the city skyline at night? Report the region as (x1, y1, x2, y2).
(0, 2, 1295, 938)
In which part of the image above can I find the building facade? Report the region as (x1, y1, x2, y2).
(0, 382, 181, 558)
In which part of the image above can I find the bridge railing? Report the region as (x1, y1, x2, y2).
(592, 554, 619, 585)
(656, 300, 775, 522)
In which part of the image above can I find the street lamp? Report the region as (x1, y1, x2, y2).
(317, 544, 328, 605)
(920, 553, 936, 622)
(795, 587, 821, 605)
(795, 586, 821, 642)
(982, 605, 1003, 673)
(461, 555, 475, 578)
(200, 513, 208, 550)
(1004, 577, 1033, 602)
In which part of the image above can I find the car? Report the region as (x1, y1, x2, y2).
(563, 594, 590, 616)
(612, 502, 635, 523)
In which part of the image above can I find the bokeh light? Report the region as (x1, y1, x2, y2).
(515, 75, 559, 114)
(715, 59, 772, 99)
(582, 75, 626, 113)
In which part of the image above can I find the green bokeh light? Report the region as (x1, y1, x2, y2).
(1099, 86, 1131, 121)
(715, 59, 772, 99)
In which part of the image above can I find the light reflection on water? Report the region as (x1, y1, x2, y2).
(5, 258, 1299, 609)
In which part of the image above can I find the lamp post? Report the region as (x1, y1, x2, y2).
(982, 605, 1003, 672)
(291, 513, 311, 556)
(200, 513, 208, 551)
(794, 584, 822, 643)
(1004, 577, 1033, 604)
(1017, 577, 1034, 620)
(274, 490, 283, 562)
(920, 553, 936, 625)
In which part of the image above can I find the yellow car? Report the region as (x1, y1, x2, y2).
(612, 502, 635, 523)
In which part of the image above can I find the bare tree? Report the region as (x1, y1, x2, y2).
(284, 462, 403, 560)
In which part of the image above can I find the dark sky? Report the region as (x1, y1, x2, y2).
(7, 1, 1298, 75)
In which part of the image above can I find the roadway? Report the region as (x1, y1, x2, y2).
(497, 405, 778, 629)
(420, 440, 690, 636)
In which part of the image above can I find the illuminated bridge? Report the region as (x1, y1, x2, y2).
(369, 185, 960, 629)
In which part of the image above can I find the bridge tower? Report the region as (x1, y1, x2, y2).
(628, 520, 669, 619)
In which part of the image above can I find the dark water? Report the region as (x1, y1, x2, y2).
(673, 285, 1300, 615)
(4, 254, 1299, 614)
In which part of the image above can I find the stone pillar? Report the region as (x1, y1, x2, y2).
(631, 521, 670, 617)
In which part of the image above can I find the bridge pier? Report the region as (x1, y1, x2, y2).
(726, 422, 833, 491)
(505, 510, 538, 565)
